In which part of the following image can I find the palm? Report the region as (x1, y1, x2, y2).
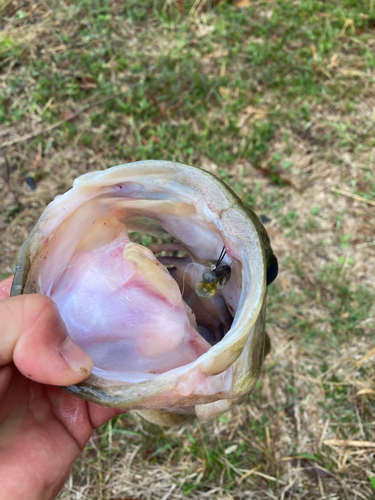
(0, 277, 123, 500)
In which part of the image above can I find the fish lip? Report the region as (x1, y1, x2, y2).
(11, 160, 270, 410)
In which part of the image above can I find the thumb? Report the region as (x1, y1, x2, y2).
(0, 294, 94, 385)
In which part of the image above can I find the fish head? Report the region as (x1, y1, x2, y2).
(11, 161, 277, 423)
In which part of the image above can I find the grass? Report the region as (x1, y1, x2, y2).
(1, 0, 375, 498)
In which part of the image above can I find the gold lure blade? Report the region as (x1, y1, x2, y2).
(195, 281, 217, 299)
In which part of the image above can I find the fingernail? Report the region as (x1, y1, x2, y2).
(61, 336, 94, 376)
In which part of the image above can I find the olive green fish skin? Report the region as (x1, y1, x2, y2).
(10, 161, 277, 424)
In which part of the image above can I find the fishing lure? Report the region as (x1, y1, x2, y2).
(195, 246, 232, 299)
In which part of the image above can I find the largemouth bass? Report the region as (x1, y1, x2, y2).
(11, 161, 277, 425)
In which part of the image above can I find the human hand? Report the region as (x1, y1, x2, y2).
(0, 277, 124, 500)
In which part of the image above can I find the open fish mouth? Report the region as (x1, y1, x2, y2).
(11, 161, 277, 422)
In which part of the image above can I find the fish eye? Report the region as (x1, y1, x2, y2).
(266, 254, 278, 286)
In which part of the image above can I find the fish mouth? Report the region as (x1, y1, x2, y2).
(11, 161, 270, 410)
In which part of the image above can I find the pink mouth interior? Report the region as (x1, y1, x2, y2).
(37, 184, 239, 382)
(50, 232, 211, 381)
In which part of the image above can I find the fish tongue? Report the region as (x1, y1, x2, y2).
(123, 242, 211, 360)
(123, 242, 182, 304)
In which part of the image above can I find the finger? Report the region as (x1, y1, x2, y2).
(87, 402, 127, 429)
(0, 276, 13, 300)
(46, 387, 94, 449)
(0, 294, 93, 385)
(47, 388, 126, 446)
